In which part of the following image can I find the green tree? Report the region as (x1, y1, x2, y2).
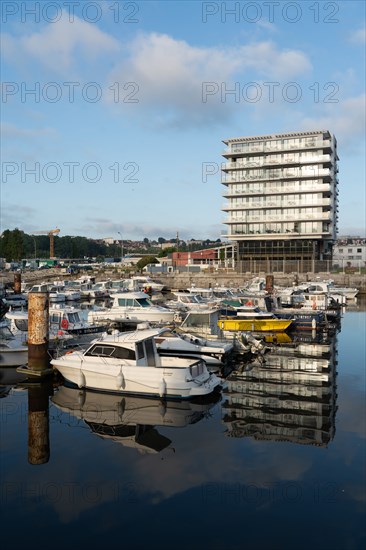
(136, 256, 157, 271)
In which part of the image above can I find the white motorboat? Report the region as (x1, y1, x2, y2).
(88, 291, 175, 324)
(0, 319, 28, 367)
(2, 293, 28, 308)
(166, 292, 210, 311)
(49, 305, 109, 344)
(51, 385, 220, 453)
(152, 327, 234, 367)
(4, 310, 73, 353)
(51, 329, 222, 399)
(124, 276, 165, 293)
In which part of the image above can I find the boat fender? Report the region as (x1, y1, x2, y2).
(78, 369, 86, 389)
(311, 318, 317, 329)
(116, 368, 125, 390)
(159, 378, 166, 398)
(61, 318, 69, 329)
(312, 301, 317, 310)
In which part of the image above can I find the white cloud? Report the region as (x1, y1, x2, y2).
(301, 94, 366, 145)
(350, 26, 366, 44)
(107, 32, 311, 126)
(1, 13, 120, 74)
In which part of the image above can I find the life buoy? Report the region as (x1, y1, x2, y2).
(61, 318, 69, 329)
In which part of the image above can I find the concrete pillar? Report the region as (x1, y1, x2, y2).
(266, 275, 274, 293)
(28, 292, 49, 372)
(14, 272, 21, 294)
(28, 383, 52, 465)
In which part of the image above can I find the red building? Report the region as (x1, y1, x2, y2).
(171, 249, 217, 266)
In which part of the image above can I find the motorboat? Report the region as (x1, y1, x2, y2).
(87, 291, 175, 324)
(218, 306, 293, 332)
(152, 327, 234, 367)
(49, 305, 109, 345)
(51, 328, 222, 399)
(1, 293, 28, 308)
(0, 318, 28, 367)
(51, 385, 220, 453)
(123, 276, 165, 293)
(4, 310, 73, 354)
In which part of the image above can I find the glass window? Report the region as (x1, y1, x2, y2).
(144, 339, 156, 366)
(136, 342, 144, 360)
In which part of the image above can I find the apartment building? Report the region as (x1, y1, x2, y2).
(221, 130, 339, 270)
(333, 237, 366, 268)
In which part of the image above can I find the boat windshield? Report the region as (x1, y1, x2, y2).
(0, 326, 14, 339)
(14, 318, 28, 332)
(136, 298, 151, 308)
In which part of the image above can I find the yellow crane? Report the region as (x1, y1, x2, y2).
(32, 228, 60, 259)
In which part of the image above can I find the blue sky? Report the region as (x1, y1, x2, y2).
(1, 0, 365, 240)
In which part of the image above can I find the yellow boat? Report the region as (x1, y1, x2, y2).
(218, 318, 293, 333)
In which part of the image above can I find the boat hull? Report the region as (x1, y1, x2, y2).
(51, 355, 222, 399)
(218, 318, 292, 332)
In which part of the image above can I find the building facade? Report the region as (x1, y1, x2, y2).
(333, 237, 366, 269)
(221, 130, 339, 271)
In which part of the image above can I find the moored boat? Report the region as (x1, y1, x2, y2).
(51, 329, 222, 399)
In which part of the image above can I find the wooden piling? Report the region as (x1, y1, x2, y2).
(14, 272, 21, 294)
(28, 292, 49, 372)
(28, 384, 51, 465)
(265, 275, 274, 294)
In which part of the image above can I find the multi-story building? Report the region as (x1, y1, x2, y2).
(221, 130, 339, 271)
(333, 237, 366, 268)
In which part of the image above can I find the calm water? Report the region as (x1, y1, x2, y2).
(1, 304, 365, 550)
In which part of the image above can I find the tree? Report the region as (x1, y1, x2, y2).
(158, 237, 166, 244)
(136, 256, 157, 271)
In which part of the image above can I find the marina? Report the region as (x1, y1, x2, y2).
(1, 288, 365, 549)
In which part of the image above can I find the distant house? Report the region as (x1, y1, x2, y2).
(333, 237, 366, 268)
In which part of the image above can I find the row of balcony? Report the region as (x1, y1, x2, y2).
(222, 168, 333, 184)
(222, 154, 335, 171)
(226, 213, 334, 223)
(222, 198, 332, 210)
(222, 183, 334, 197)
(222, 139, 333, 157)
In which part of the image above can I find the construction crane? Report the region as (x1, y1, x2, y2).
(32, 228, 60, 259)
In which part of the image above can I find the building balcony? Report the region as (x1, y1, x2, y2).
(222, 139, 333, 157)
(222, 168, 332, 184)
(222, 198, 332, 211)
(222, 230, 332, 240)
(222, 154, 333, 171)
(226, 212, 333, 224)
(222, 183, 332, 198)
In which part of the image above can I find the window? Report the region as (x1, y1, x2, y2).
(144, 339, 156, 366)
(86, 344, 135, 360)
(136, 342, 144, 360)
(14, 319, 28, 332)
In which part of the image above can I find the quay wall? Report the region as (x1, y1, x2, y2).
(2, 269, 365, 294)
(154, 272, 366, 294)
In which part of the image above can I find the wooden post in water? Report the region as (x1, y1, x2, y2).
(14, 272, 21, 294)
(265, 275, 274, 294)
(27, 292, 50, 373)
(28, 383, 51, 465)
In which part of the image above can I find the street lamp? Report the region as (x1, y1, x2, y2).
(117, 232, 124, 265)
(32, 237, 37, 259)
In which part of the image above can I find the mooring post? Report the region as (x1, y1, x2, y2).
(265, 274, 274, 294)
(28, 382, 52, 465)
(14, 272, 21, 294)
(27, 292, 50, 373)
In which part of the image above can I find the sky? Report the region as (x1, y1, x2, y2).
(1, 0, 365, 240)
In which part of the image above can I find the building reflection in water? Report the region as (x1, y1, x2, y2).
(52, 386, 220, 454)
(222, 335, 338, 447)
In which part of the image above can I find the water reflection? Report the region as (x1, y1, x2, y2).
(223, 334, 338, 447)
(51, 386, 220, 454)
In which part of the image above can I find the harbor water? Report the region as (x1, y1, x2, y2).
(1, 302, 365, 549)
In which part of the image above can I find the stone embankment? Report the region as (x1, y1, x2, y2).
(1, 269, 365, 295)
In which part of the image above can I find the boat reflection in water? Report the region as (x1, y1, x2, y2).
(222, 334, 338, 447)
(52, 385, 220, 453)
